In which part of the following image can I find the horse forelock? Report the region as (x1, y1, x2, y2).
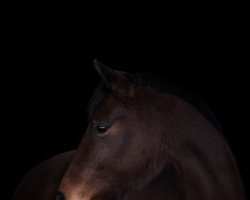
(86, 81, 106, 121)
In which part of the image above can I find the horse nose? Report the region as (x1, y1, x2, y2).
(56, 191, 66, 200)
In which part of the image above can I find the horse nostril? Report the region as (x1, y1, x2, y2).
(56, 191, 66, 200)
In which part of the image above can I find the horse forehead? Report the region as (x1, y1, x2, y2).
(94, 94, 128, 117)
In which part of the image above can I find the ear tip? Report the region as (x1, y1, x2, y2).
(93, 59, 98, 64)
(93, 59, 102, 75)
(93, 59, 100, 69)
(93, 59, 106, 69)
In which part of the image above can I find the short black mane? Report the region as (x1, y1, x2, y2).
(134, 72, 223, 132)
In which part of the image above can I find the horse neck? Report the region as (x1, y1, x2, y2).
(127, 160, 245, 200)
(126, 168, 184, 200)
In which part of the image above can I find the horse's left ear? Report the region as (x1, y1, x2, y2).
(93, 60, 135, 96)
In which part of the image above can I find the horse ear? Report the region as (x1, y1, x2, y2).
(93, 59, 135, 96)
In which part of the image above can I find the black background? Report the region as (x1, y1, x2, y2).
(2, 5, 249, 199)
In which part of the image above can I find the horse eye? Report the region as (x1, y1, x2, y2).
(96, 124, 108, 135)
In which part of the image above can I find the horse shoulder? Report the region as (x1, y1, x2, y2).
(13, 150, 75, 200)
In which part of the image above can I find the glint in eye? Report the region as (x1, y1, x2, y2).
(95, 123, 109, 136)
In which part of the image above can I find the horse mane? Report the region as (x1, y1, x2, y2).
(87, 71, 222, 132)
(134, 72, 223, 132)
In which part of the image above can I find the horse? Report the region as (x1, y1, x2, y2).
(13, 60, 246, 200)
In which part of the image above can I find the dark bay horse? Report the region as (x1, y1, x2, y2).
(13, 61, 246, 200)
